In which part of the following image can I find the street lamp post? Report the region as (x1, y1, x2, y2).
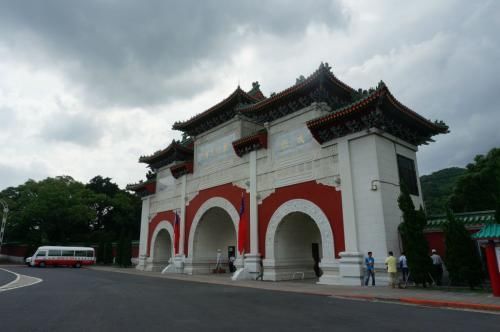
(0, 199, 8, 254)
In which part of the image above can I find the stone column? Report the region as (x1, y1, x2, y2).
(174, 174, 187, 273)
(136, 196, 150, 270)
(335, 140, 363, 285)
(244, 150, 261, 279)
(179, 174, 187, 256)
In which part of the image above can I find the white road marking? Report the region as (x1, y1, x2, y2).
(0, 268, 43, 292)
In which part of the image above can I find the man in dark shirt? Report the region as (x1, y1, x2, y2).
(364, 251, 375, 286)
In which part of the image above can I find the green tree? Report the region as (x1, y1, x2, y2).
(0, 175, 141, 253)
(443, 210, 484, 288)
(116, 229, 132, 267)
(398, 184, 433, 286)
(86, 176, 141, 242)
(86, 176, 120, 197)
(0, 176, 98, 245)
(450, 148, 500, 212)
(420, 167, 466, 215)
(104, 240, 113, 264)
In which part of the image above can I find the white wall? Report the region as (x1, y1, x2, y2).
(344, 131, 422, 265)
(349, 134, 388, 260)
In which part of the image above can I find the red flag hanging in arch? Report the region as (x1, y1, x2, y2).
(174, 210, 180, 255)
(237, 194, 248, 255)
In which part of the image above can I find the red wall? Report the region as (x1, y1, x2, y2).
(157, 181, 344, 259)
(424, 228, 481, 259)
(258, 181, 345, 258)
(147, 210, 175, 256)
(184, 184, 248, 255)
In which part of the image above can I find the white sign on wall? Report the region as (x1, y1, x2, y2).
(157, 174, 174, 192)
(271, 126, 313, 159)
(196, 132, 236, 168)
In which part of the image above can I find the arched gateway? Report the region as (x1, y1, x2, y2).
(147, 221, 174, 272)
(264, 199, 335, 281)
(184, 197, 240, 274)
(130, 63, 447, 285)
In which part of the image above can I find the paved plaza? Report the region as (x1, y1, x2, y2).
(92, 265, 500, 311)
(0, 265, 498, 332)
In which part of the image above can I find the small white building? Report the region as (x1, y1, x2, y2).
(128, 63, 447, 285)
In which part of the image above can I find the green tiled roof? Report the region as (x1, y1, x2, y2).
(426, 210, 496, 229)
(473, 224, 500, 239)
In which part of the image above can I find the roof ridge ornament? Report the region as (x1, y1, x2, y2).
(295, 75, 306, 85)
(318, 62, 332, 72)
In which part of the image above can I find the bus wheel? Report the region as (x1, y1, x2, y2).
(75, 262, 81, 268)
(39, 262, 46, 268)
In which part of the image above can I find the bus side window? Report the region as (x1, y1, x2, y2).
(86, 251, 94, 257)
(62, 250, 74, 257)
(49, 250, 61, 256)
(75, 250, 86, 257)
(36, 251, 47, 257)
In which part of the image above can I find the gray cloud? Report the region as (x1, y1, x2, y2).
(0, 0, 347, 108)
(0, 106, 17, 129)
(0, 0, 499, 191)
(40, 112, 104, 146)
(0, 161, 49, 189)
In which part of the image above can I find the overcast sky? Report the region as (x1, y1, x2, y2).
(0, 0, 499, 190)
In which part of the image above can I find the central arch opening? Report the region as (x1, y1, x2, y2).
(151, 229, 172, 272)
(273, 211, 323, 280)
(192, 207, 236, 274)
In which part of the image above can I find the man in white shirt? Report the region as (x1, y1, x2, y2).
(399, 252, 409, 283)
(430, 249, 444, 286)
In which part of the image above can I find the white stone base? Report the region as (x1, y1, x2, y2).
(162, 255, 185, 274)
(318, 252, 363, 286)
(230, 254, 262, 280)
(317, 258, 339, 285)
(231, 267, 250, 280)
(135, 255, 148, 271)
(262, 258, 319, 281)
(183, 257, 232, 275)
(144, 257, 170, 272)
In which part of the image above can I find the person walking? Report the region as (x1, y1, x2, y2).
(399, 252, 409, 283)
(228, 255, 236, 273)
(256, 255, 264, 281)
(430, 249, 444, 286)
(385, 251, 397, 288)
(364, 251, 375, 286)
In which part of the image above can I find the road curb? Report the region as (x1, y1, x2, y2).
(335, 294, 500, 312)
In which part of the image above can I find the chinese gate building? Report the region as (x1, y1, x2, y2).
(128, 63, 447, 285)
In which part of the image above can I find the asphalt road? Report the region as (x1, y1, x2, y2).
(0, 268, 17, 286)
(0, 266, 498, 332)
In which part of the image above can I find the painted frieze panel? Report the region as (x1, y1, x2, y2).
(196, 132, 237, 169)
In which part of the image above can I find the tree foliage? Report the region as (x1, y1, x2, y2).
(443, 210, 484, 288)
(0, 175, 141, 261)
(420, 167, 466, 215)
(1, 176, 95, 245)
(398, 184, 433, 286)
(449, 148, 500, 212)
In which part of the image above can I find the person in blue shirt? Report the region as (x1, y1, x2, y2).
(364, 251, 375, 286)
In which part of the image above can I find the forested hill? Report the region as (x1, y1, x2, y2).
(420, 167, 466, 215)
